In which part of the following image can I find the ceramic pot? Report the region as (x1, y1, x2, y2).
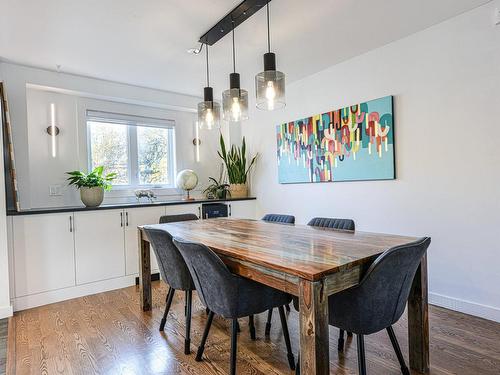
(229, 184, 247, 198)
(80, 186, 104, 207)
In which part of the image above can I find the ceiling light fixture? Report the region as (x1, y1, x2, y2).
(197, 44, 221, 130)
(255, 1, 285, 111)
(222, 23, 249, 123)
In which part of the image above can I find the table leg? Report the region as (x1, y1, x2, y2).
(408, 254, 430, 373)
(299, 279, 329, 375)
(138, 228, 152, 311)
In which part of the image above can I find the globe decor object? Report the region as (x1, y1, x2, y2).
(176, 169, 199, 201)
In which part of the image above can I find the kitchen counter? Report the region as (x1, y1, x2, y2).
(7, 197, 256, 216)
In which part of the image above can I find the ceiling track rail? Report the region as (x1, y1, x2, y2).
(198, 0, 271, 46)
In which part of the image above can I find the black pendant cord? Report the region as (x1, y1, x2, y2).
(231, 23, 236, 74)
(231, 21, 241, 97)
(266, 2, 271, 53)
(205, 43, 210, 87)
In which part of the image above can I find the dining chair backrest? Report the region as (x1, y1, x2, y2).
(330, 237, 431, 334)
(307, 217, 355, 231)
(261, 214, 295, 224)
(142, 214, 198, 291)
(173, 238, 240, 317)
(159, 213, 199, 224)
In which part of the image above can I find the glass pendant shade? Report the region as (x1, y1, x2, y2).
(198, 87, 221, 130)
(256, 52, 286, 110)
(222, 73, 249, 122)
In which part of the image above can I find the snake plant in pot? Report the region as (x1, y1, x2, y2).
(218, 134, 257, 198)
(66, 166, 116, 207)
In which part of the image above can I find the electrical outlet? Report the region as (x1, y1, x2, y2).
(49, 185, 62, 196)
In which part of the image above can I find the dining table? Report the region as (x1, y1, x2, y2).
(137, 218, 429, 375)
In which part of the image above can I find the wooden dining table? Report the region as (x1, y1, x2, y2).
(138, 218, 429, 375)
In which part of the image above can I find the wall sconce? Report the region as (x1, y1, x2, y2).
(46, 103, 59, 158)
(193, 121, 201, 163)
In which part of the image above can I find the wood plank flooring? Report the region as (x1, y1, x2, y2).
(7, 282, 500, 375)
(0, 318, 7, 375)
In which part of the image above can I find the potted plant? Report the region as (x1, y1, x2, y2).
(218, 134, 257, 198)
(66, 166, 117, 207)
(203, 164, 230, 199)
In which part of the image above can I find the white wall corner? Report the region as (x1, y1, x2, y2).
(429, 293, 500, 323)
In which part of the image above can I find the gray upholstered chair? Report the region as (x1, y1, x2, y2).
(173, 238, 296, 375)
(261, 213, 295, 335)
(295, 237, 431, 375)
(308, 216, 356, 348)
(142, 213, 198, 355)
(262, 213, 296, 224)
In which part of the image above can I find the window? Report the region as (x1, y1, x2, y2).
(86, 110, 175, 188)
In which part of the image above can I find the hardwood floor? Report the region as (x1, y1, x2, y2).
(0, 318, 7, 375)
(7, 281, 500, 375)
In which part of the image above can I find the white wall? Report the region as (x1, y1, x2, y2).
(1, 63, 222, 209)
(242, 3, 500, 322)
(0, 64, 13, 318)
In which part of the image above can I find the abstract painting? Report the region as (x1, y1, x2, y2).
(276, 96, 394, 184)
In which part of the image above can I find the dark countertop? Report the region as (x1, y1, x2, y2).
(7, 197, 256, 216)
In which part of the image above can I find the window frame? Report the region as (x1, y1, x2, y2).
(86, 114, 176, 190)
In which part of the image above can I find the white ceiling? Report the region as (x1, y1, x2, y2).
(0, 0, 490, 97)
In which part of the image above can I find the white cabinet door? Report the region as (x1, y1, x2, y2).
(74, 209, 125, 284)
(13, 213, 76, 297)
(124, 206, 165, 275)
(228, 200, 256, 219)
(164, 203, 201, 218)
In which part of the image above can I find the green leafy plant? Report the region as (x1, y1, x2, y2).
(66, 166, 117, 191)
(218, 134, 257, 184)
(203, 164, 230, 199)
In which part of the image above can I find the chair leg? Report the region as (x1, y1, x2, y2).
(236, 319, 241, 333)
(205, 307, 209, 315)
(285, 303, 291, 312)
(184, 290, 192, 355)
(357, 334, 367, 375)
(265, 309, 273, 336)
(159, 287, 175, 331)
(278, 306, 296, 370)
(196, 311, 214, 361)
(338, 329, 345, 351)
(230, 319, 239, 375)
(387, 326, 410, 375)
(249, 315, 256, 340)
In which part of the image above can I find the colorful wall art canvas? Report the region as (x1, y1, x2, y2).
(276, 96, 395, 184)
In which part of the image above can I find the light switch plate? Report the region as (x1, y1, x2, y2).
(49, 185, 63, 196)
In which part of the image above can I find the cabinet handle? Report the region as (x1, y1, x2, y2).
(229, 204, 232, 217)
(120, 212, 123, 227)
(198, 206, 201, 219)
(126, 212, 129, 226)
(69, 216, 73, 232)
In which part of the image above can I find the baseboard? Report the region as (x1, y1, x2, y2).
(0, 304, 13, 319)
(429, 292, 500, 323)
(12, 275, 139, 311)
(135, 272, 160, 285)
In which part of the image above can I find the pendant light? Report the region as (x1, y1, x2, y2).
(222, 23, 249, 123)
(198, 44, 221, 130)
(255, 2, 285, 111)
